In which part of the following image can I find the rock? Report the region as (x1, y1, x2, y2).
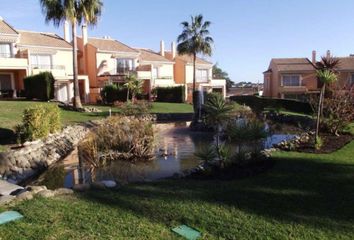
(27, 185, 47, 194)
(37, 189, 55, 198)
(54, 188, 74, 195)
(100, 180, 117, 188)
(91, 181, 106, 190)
(73, 183, 91, 192)
(0, 195, 16, 206)
(16, 191, 34, 201)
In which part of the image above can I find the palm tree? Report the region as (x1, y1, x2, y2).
(204, 93, 233, 165)
(40, 0, 102, 109)
(124, 74, 143, 103)
(177, 14, 213, 97)
(314, 55, 340, 146)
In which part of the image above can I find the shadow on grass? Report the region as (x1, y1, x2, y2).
(79, 155, 354, 233)
(0, 127, 16, 145)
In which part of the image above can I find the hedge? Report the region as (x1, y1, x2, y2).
(24, 72, 55, 101)
(229, 95, 313, 114)
(15, 104, 61, 143)
(101, 84, 129, 104)
(154, 86, 185, 103)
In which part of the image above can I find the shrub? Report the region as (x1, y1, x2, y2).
(226, 118, 268, 142)
(16, 104, 61, 143)
(114, 101, 152, 116)
(79, 115, 155, 166)
(155, 86, 185, 103)
(101, 84, 128, 104)
(24, 72, 55, 101)
(230, 95, 313, 114)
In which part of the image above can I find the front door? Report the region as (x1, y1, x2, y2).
(0, 73, 14, 97)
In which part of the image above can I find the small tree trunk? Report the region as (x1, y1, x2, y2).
(72, 21, 82, 109)
(126, 88, 130, 102)
(193, 53, 196, 92)
(315, 84, 325, 144)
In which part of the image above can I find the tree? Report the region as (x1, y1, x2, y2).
(40, 0, 103, 109)
(314, 55, 340, 145)
(204, 93, 233, 166)
(124, 74, 143, 103)
(212, 64, 234, 90)
(177, 14, 214, 95)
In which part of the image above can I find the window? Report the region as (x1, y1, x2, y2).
(0, 43, 11, 58)
(117, 58, 134, 73)
(282, 75, 301, 86)
(0, 74, 12, 90)
(196, 69, 208, 82)
(31, 54, 52, 69)
(350, 74, 354, 85)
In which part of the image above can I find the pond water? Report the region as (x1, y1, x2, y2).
(32, 121, 295, 189)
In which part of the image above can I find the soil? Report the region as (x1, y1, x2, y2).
(296, 134, 353, 154)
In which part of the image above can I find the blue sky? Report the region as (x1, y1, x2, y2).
(2, 0, 354, 83)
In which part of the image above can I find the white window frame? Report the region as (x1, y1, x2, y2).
(116, 58, 135, 72)
(30, 54, 53, 69)
(196, 69, 209, 83)
(0, 42, 13, 58)
(0, 72, 15, 90)
(281, 74, 302, 87)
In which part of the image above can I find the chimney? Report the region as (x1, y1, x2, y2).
(82, 24, 88, 45)
(312, 50, 316, 64)
(63, 20, 70, 42)
(160, 40, 165, 56)
(326, 50, 331, 59)
(171, 41, 176, 59)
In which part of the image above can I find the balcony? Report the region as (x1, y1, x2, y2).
(116, 67, 136, 75)
(31, 64, 66, 77)
(0, 54, 28, 69)
(279, 85, 308, 93)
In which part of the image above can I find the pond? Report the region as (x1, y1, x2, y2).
(32, 121, 295, 189)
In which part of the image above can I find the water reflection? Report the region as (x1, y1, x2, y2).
(33, 121, 295, 189)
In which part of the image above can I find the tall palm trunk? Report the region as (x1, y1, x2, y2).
(72, 21, 82, 108)
(315, 84, 325, 144)
(192, 53, 196, 92)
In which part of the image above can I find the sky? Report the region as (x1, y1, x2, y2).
(2, 0, 354, 83)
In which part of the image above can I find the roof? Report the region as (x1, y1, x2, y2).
(135, 48, 173, 63)
(271, 58, 315, 72)
(18, 30, 71, 49)
(335, 57, 354, 70)
(88, 37, 138, 53)
(0, 19, 18, 35)
(165, 51, 212, 65)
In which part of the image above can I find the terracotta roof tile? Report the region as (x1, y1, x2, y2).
(272, 58, 315, 72)
(136, 48, 173, 62)
(88, 37, 138, 53)
(335, 57, 354, 70)
(165, 51, 212, 65)
(0, 19, 18, 35)
(18, 30, 71, 48)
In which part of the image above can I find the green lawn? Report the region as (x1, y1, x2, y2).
(0, 101, 193, 130)
(1, 140, 353, 239)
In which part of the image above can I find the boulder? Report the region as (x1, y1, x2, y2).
(0, 195, 16, 206)
(100, 180, 117, 188)
(54, 188, 74, 195)
(37, 189, 55, 198)
(16, 191, 34, 201)
(73, 183, 91, 192)
(27, 185, 47, 194)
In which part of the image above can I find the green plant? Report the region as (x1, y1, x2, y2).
(194, 144, 217, 164)
(118, 101, 151, 116)
(40, 0, 103, 108)
(124, 74, 143, 103)
(226, 119, 267, 142)
(24, 72, 55, 101)
(315, 136, 323, 150)
(16, 104, 61, 143)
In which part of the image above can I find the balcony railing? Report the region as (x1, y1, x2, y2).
(31, 64, 65, 70)
(0, 53, 14, 58)
(116, 67, 136, 75)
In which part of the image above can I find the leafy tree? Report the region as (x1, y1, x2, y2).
(124, 74, 143, 103)
(212, 64, 234, 90)
(40, 0, 103, 108)
(177, 14, 214, 94)
(314, 55, 340, 145)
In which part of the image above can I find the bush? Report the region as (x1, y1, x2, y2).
(154, 86, 185, 103)
(16, 104, 61, 143)
(225, 118, 268, 142)
(101, 84, 128, 104)
(24, 72, 55, 101)
(114, 100, 152, 116)
(230, 95, 313, 114)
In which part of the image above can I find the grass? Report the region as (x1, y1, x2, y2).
(1, 140, 353, 239)
(0, 101, 193, 130)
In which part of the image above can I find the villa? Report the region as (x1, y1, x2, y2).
(0, 17, 89, 103)
(263, 50, 354, 100)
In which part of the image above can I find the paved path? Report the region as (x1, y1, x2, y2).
(0, 180, 23, 196)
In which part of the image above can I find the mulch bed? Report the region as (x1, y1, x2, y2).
(296, 134, 353, 154)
